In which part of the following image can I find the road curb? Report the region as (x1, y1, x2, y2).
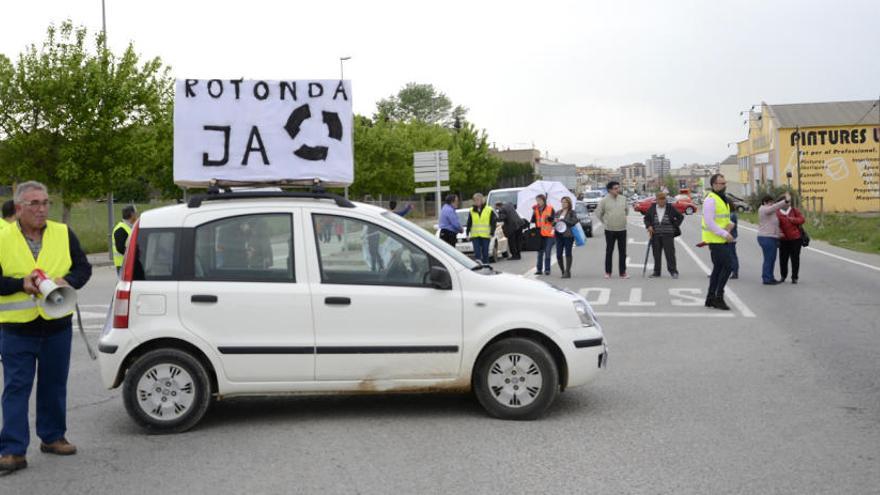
(86, 252, 115, 268)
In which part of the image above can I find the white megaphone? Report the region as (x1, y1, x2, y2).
(33, 269, 78, 318)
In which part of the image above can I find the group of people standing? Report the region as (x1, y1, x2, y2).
(440, 175, 807, 305)
(529, 194, 578, 278)
(757, 192, 805, 285)
(702, 173, 806, 311)
(437, 192, 579, 277)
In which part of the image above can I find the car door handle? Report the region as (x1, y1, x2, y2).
(191, 295, 218, 303)
(325, 297, 351, 306)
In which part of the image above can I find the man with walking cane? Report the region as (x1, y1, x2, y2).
(0, 181, 92, 473)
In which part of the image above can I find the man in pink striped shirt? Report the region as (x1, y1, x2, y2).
(702, 174, 735, 310)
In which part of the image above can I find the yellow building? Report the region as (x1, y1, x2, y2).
(737, 100, 880, 212)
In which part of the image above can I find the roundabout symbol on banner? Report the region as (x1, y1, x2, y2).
(284, 104, 344, 161)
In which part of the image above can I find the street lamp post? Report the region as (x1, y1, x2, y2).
(795, 125, 802, 206)
(339, 56, 351, 80)
(339, 56, 351, 199)
(102, 0, 116, 261)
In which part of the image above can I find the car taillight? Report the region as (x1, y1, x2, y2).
(113, 222, 139, 329)
(113, 282, 131, 328)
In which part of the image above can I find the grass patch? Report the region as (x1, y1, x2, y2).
(738, 211, 880, 255)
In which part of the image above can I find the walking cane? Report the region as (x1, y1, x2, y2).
(75, 303, 97, 360)
(642, 235, 652, 277)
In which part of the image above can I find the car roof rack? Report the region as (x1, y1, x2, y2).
(187, 191, 355, 209)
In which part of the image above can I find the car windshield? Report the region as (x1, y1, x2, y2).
(457, 209, 469, 225)
(487, 190, 519, 207)
(382, 211, 479, 270)
(583, 191, 602, 199)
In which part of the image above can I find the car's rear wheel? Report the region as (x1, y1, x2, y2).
(685, 206, 695, 215)
(737, 205, 746, 213)
(473, 338, 559, 420)
(123, 348, 212, 434)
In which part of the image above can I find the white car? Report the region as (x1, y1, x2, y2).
(98, 191, 607, 432)
(580, 190, 603, 211)
(435, 208, 509, 262)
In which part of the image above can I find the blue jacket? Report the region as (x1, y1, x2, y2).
(439, 204, 462, 233)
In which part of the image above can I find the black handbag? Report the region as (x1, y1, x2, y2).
(799, 226, 810, 247)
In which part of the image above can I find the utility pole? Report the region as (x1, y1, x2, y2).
(340, 56, 351, 200)
(102, 0, 116, 261)
(795, 125, 802, 207)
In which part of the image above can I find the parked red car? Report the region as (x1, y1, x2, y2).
(634, 196, 698, 215)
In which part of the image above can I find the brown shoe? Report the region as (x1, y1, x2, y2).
(0, 454, 27, 472)
(40, 438, 77, 456)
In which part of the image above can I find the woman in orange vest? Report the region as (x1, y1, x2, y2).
(530, 194, 556, 275)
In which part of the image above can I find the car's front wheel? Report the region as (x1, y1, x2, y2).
(685, 206, 695, 215)
(473, 338, 560, 420)
(123, 348, 212, 434)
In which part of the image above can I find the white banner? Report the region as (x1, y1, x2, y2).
(173, 78, 353, 187)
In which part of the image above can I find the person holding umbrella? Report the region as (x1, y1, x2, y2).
(530, 194, 556, 275)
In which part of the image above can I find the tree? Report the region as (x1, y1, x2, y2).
(448, 122, 501, 197)
(374, 83, 467, 127)
(0, 21, 173, 219)
(663, 174, 678, 194)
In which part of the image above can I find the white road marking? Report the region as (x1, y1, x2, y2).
(675, 238, 757, 318)
(597, 312, 735, 318)
(618, 288, 656, 306)
(628, 237, 648, 245)
(736, 223, 880, 272)
(579, 288, 611, 305)
(669, 288, 705, 306)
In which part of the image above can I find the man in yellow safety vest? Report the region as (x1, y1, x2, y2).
(0, 181, 92, 473)
(112, 205, 138, 274)
(0, 200, 15, 232)
(702, 174, 736, 310)
(466, 193, 497, 264)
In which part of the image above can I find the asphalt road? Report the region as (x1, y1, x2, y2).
(1, 212, 879, 494)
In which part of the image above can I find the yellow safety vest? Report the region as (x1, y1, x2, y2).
(112, 221, 132, 267)
(470, 207, 493, 239)
(0, 221, 72, 323)
(701, 192, 730, 244)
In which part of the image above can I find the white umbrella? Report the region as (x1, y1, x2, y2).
(516, 180, 577, 221)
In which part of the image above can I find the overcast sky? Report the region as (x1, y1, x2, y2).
(3, 0, 879, 167)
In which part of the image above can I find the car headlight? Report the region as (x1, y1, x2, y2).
(573, 300, 596, 327)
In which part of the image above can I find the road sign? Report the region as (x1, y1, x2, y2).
(415, 171, 449, 182)
(413, 150, 450, 220)
(415, 185, 450, 194)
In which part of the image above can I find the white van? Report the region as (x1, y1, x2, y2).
(486, 187, 523, 210)
(98, 191, 607, 432)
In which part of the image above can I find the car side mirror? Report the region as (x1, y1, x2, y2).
(429, 266, 452, 290)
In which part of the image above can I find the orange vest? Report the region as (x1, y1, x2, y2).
(534, 205, 555, 238)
